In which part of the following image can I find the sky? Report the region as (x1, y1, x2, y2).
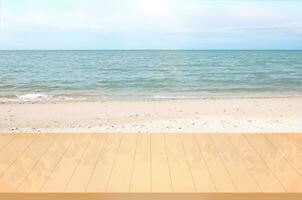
(0, 0, 302, 50)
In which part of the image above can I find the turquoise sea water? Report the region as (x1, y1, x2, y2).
(0, 50, 301, 101)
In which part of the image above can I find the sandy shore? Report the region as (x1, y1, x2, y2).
(0, 97, 301, 133)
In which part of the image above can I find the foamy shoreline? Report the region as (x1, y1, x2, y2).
(0, 97, 301, 133)
(1, 93, 301, 104)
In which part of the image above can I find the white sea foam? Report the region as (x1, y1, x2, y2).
(152, 95, 190, 99)
(0, 94, 83, 103)
(16, 93, 51, 101)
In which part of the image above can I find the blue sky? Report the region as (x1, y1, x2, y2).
(0, 0, 302, 50)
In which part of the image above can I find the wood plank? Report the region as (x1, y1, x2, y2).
(0, 134, 17, 151)
(196, 134, 236, 192)
(264, 133, 302, 177)
(0, 134, 38, 176)
(86, 134, 122, 192)
(41, 134, 90, 192)
(0, 134, 56, 192)
(211, 134, 260, 192)
(245, 134, 302, 192)
(130, 134, 151, 192)
(228, 134, 284, 192)
(3, 193, 302, 199)
(65, 134, 108, 192)
(164, 134, 195, 192)
(151, 134, 172, 192)
(106, 134, 138, 192)
(0, 133, 301, 193)
(181, 134, 216, 192)
(283, 134, 302, 152)
(16, 134, 75, 192)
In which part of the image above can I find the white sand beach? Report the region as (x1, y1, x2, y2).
(0, 97, 301, 133)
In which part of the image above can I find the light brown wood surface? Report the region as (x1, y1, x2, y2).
(0, 133, 301, 193)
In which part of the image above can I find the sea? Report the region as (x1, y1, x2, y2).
(0, 50, 301, 102)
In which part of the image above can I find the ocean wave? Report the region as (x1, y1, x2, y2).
(151, 95, 191, 99)
(16, 93, 51, 101)
(0, 93, 83, 103)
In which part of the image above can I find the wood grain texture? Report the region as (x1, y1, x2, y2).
(0, 133, 301, 193)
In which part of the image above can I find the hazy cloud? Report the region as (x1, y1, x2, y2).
(1, 0, 302, 49)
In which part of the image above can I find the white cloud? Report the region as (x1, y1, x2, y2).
(3, 0, 302, 31)
(1, 0, 302, 49)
